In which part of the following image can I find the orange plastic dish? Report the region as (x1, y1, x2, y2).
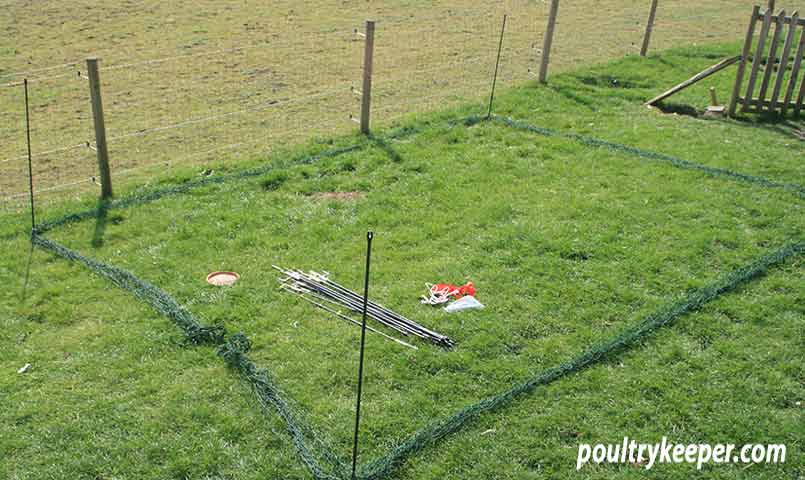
(206, 271, 240, 286)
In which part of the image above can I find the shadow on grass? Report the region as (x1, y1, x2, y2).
(368, 134, 405, 163)
(643, 92, 802, 142)
(574, 74, 651, 90)
(655, 56, 680, 70)
(20, 240, 34, 303)
(655, 102, 701, 117)
(91, 199, 110, 248)
(545, 83, 599, 111)
(725, 113, 805, 140)
(651, 98, 803, 140)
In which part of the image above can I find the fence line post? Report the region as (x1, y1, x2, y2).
(487, 15, 507, 118)
(539, 0, 560, 83)
(360, 20, 376, 135)
(23, 79, 35, 231)
(350, 231, 374, 480)
(86, 57, 113, 199)
(641, 0, 659, 57)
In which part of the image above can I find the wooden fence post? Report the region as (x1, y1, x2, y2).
(709, 87, 719, 106)
(539, 0, 560, 83)
(360, 20, 376, 135)
(641, 0, 659, 57)
(86, 57, 113, 199)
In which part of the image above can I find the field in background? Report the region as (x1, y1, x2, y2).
(0, 0, 788, 207)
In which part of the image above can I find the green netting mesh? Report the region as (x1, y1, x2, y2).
(31, 114, 803, 238)
(33, 122, 427, 237)
(34, 144, 367, 236)
(32, 230, 344, 479)
(24, 121, 434, 480)
(218, 333, 347, 480)
(27, 113, 803, 480)
(475, 115, 805, 200)
(31, 233, 225, 345)
(359, 241, 803, 480)
(33, 225, 802, 480)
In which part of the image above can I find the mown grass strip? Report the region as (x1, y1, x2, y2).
(29, 111, 802, 239)
(30, 122, 429, 237)
(33, 144, 367, 235)
(482, 115, 805, 200)
(31, 233, 224, 345)
(360, 241, 803, 480)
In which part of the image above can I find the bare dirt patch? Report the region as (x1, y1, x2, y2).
(311, 191, 362, 201)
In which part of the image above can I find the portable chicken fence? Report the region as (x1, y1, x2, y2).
(25, 109, 805, 480)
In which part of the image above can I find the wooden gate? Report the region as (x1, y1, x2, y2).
(729, 1, 805, 117)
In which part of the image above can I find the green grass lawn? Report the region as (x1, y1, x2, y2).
(1, 43, 802, 479)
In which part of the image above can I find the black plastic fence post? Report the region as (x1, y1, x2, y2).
(487, 14, 507, 119)
(351, 230, 374, 479)
(23, 79, 35, 232)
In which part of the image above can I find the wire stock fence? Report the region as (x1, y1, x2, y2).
(0, 0, 768, 211)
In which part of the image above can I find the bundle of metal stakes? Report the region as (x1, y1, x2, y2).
(274, 266, 455, 349)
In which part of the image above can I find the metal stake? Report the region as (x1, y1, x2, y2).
(282, 285, 417, 350)
(351, 231, 373, 479)
(487, 14, 507, 119)
(23, 79, 35, 232)
(274, 265, 454, 347)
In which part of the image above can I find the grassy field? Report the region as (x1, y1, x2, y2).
(2, 38, 802, 480)
(0, 0, 790, 204)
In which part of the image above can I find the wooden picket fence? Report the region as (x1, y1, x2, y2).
(729, 1, 805, 117)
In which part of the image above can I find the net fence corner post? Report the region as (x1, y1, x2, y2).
(86, 57, 113, 200)
(360, 21, 376, 135)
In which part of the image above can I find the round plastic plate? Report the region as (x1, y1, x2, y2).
(206, 271, 240, 286)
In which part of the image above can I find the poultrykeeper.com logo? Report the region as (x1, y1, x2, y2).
(576, 437, 786, 471)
